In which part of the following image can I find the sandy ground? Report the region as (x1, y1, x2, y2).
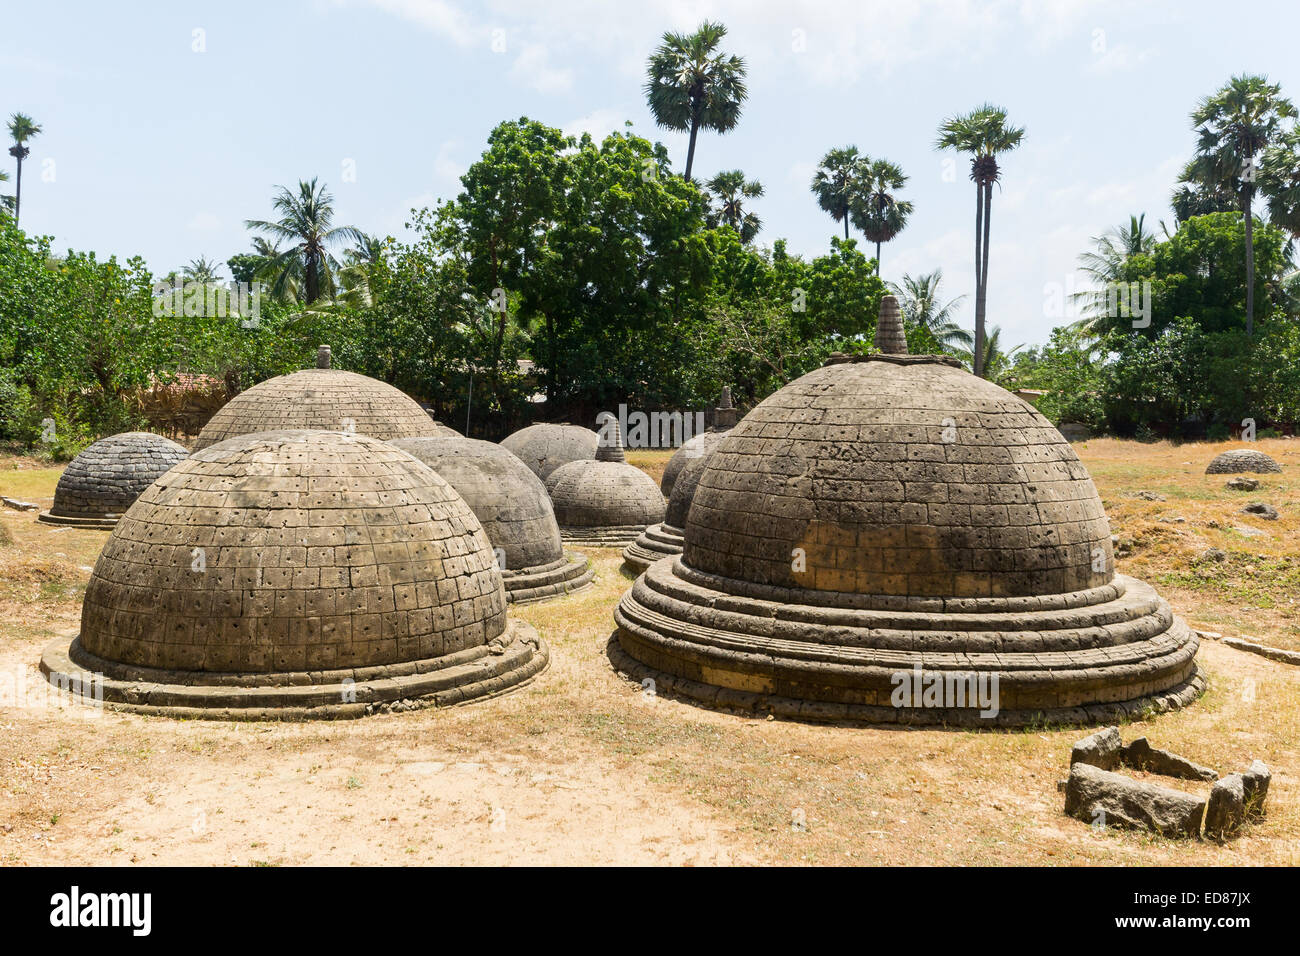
(1, 439, 1298, 866)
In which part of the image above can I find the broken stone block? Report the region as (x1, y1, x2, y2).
(1121, 737, 1218, 781)
(1242, 502, 1279, 520)
(1242, 760, 1270, 820)
(1064, 762, 1205, 839)
(1204, 774, 1246, 841)
(1225, 477, 1260, 491)
(1070, 726, 1124, 770)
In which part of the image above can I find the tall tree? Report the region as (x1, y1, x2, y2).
(245, 178, 362, 304)
(811, 146, 865, 240)
(644, 21, 748, 182)
(935, 104, 1024, 377)
(182, 256, 224, 284)
(1180, 74, 1296, 337)
(1072, 214, 1156, 334)
(706, 169, 763, 243)
(851, 158, 912, 275)
(1259, 126, 1300, 239)
(7, 113, 42, 227)
(887, 270, 971, 350)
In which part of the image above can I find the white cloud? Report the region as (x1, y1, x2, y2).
(433, 139, 465, 182)
(563, 108, 631, 142)
(509, 42, 574, 94)
(362, 0, 479, 46)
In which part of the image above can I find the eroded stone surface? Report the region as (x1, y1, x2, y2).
(1071, 727, 1123, 770)
(547, 422, 664, 547)
(1204, 774, 1246, 841)
(626, 443, 719, 571)
(1121, 737, 1218, 781)
(1206, 449, 1282, 474)
(1064, 762, 1205, 839)
(40, 432, 188, 526)
(501, 423, 598, 482)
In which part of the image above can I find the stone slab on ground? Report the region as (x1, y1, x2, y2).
(1064, 762, 1206, 839)
(1121, 737, 1218, 781)
(1204, 773, 1246, 841)
(1070, 726, 1123, 771)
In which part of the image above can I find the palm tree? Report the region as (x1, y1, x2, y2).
(1180, 74, 1297, 337)
(644, 21, 747, 182)
(1169, 177, 1237, 224)
(957, 324, 1022, 384)
(182, 256, 224, 284)
(935, 105, 1025, 377)
(851, 158, 912, 275)
(245, 178, 363, 304)
(811, 146, 866, 240)
(706, 170, 763, 243)
(888, 270, 971, 350)
(7, 113, 42, 227)
(1259, 126, 1300, 239)
(337, 233, 387, 308)
(1072, 214, 1156, 334)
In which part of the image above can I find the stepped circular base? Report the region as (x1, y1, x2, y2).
(622, 523, 685, 573)
(503, 552, 595, 604)
(39, 620, 548, 721)
(560, 525, 648, 548)
(37, 511, 119, 529)
(612, 559, 1204, 728)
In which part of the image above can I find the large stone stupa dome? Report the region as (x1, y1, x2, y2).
(193, 346, 433, 451)
(613, 297, 1203, 726)
(390, 437, 594, 604)
(40, 430, 547, 718)
(622, 443, 716, 573)
(500, 423, 599, 482)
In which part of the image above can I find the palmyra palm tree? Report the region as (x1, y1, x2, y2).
(7, 113, 42, 227)
(1071, 214, 1156, 335)
(245, 178, 363, 304)
(1180, 74, 1296, 337)
(811, 146, 865, 240)
(1259, 126, 1300, 240)
(644, 20, 747, 182)
(888, 270, 971, 351)
(851, 158, 912, 275)
(935, 105, 1025, 377)
(706, 170, 764, 243)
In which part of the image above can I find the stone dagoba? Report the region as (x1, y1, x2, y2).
(660, 388, 740, 499)
(193, 346, 435, 450)
(612, 296, 1203, 726)
(546, 419, 666, 547)
(622, 445, 716, 573)
(1205, 449, 1282, 474)
(40, 430, 547, 719)
(38, 433, 188, 529)
(390, 437, 594, 604)
(500, 423, 599, 482)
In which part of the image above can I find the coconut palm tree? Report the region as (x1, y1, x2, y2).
(644, 21, 748, 183)
(811, 146, 866, 240)
(956, 324, 1022, 384)
(851, 158, 912, 275)
(1071, 214, 1156, 335)
(337, 233, 387, 308)
(888, 270, 971, 350)
(7, 113, 42, 227)
(245, 178, 363, 304)
(705, 170, 763, 243)
(935, 105, 1025, 377)
(182, 256, 224, 284)
(1180, 74, 1296, 338)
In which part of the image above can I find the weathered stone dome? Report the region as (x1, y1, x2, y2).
(40, 430, 546, 718)
(500, 423, 598, 482)
(1206, 449, 1282, 474)
(193, 346, 434, 451)
(623, 445, 716, 572)
(546, 423, 665, 547)
(660, 388, 739, 498)
(390, 437, 593, 604)
(38, 432, 188, 529)
(613, 299, 1202, 726)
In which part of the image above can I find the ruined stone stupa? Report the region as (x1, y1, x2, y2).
(622, 444, 717, 573)
(40, 430, 547, 718)
(500, 423, 599, 482)
(660, 387, 740, 499)
(38, 432, 189, 529)
(390, 437, 594, 603)
(1205, 449, 1282, 475)
(613, 296, 1203, 726)
(193, 346, 434, 450)
(546, 419, 666, 547)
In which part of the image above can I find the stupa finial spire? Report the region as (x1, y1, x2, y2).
(874, 295, 908, 355)
(596, 414, 626, 463)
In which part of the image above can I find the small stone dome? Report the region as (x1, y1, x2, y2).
(193, 346, 434, 451)
(40, 430, 546, 718)
(546, 422, 665, 547)
(613, 298, 1201, 726)
(660, 388, 739, 498)
(623, 445, 716, 572)
(390, 437, 593, 604)
(500, 423, 598, 481)
(1206, 449, 1282, 474)
(39, 432, 188, 529)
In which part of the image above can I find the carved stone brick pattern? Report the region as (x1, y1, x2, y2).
(193, 369, 434, 450)
(500, 423, 599, 482)
(40, 432, 188, 528)
(1205, 449, 1282, 474)
(41, 430, 547, 718)
(624, 443, 716, 572)
(545, 421, 665, 547)
(391, 437, 593, 603)
(661, 429, 728, 499)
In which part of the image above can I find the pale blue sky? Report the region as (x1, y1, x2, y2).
(4, 0, 1298, 348)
